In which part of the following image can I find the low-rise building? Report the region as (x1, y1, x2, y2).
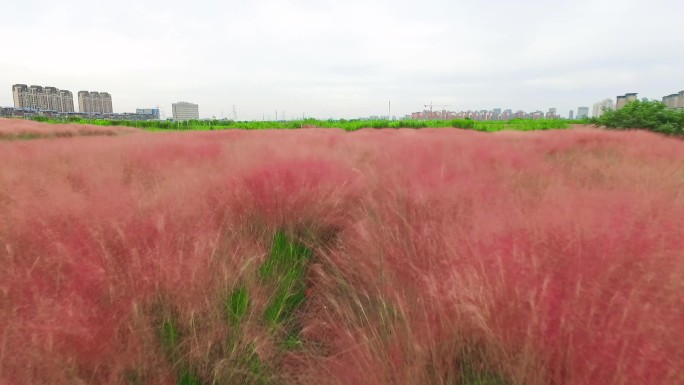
(136, 108, 160, 120)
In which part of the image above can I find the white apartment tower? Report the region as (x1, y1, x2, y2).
(12, 84, 75, 112)
(592, 98, 614, 118)
(577, 106, 589, 119)
(172, 101, 199, 121)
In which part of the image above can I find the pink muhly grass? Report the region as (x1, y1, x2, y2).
(0, 118, 139, 140)
(0, 123, 682, 384)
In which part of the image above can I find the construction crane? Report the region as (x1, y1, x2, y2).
(423, 102, 451, 119)
(424, 102, 450, 113)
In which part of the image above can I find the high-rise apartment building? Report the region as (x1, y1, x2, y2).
(12, 84, 26, 108)
(616, 93, 638, 110)
(60, 90, 75, 112)
(577, 107, 589, 119)
(662, 91, 684, 109)
(12, 84, 75, 112)
(172, 101, 199, 121)
(569, 110, 574, 120)
(78, 91, 113, 114)
(592, 98, 614, 117)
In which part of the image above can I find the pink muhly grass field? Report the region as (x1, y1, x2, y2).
(0, 124, 682, 385)
(0, 118, 139, 140)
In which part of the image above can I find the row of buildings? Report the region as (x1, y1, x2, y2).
(12, 84, 112, 114)
(592, 93, 639, 118)
(12, 85, 74, 113)
(411, 89, 684, 121)
(0, 107, 158, 121)
(410, 107, 562, 121)
(590, 93, 639, 118)
(9, 85, 202, 121)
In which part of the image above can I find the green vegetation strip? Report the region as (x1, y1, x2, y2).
(30, 116, 572, 132)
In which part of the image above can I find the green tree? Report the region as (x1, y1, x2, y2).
(595, 99, 684, 135)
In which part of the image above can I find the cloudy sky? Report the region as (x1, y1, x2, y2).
(1, 0, 683, 120)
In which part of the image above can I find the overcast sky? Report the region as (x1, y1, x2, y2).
(1, 0, 683, 120)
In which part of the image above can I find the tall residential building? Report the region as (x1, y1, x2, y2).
(12, 84, 75, 112)
(662, 91, 684, 109)
(616, 93, 638, 110)
(569, 110, 574, 120)
(78, 92, 91, 113)
(60, 90, 75, 112)
(592, 98, 614, 118)
(577, 107, 589, 119)
(12, 84, 27, 107)
(172, 101, 199, 121)
(625, 93, 638, 104)
(78, 91, 113, 114)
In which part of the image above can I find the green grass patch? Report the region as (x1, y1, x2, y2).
(147, 230, 315, 384)
(177, 371, 203, 385)
(260, 231, 312, 328)
(160, 317, 180, 357)
(156, 313, 205, 385)
(215, 344, 273, 385)
(458, 345, 507, 385)
(235, 345, 273, 385)
(282, 329, 305, 351)
(459, 363, 506, 385)
(225, 286, 250, 327)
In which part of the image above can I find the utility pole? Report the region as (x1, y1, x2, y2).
(388, 100, 391, 120)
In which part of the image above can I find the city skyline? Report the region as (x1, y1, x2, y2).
(1, 0, 683, 120)
(6, 82, 682, 121)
